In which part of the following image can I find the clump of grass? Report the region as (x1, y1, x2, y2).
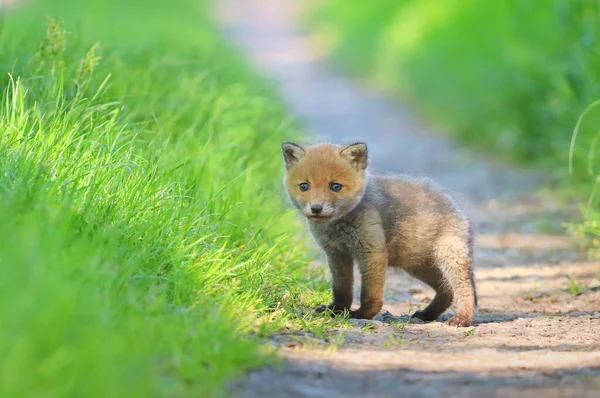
(390, 320, 409, 331)
(0, 0, 328, 396)
(463, 327, 476, 337)
(567, 276, 585, 296)
(384, 333, 404, 348)
(565, 100, 600, 258)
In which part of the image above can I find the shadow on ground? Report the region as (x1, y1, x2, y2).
(230, 360, 600, 398)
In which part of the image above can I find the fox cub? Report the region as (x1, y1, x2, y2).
(281, 141, 477, 327)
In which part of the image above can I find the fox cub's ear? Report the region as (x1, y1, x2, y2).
(281, 142, 305, 169)
(340, 142, 368, 170)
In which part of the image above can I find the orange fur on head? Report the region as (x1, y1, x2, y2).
(281, 142, 368, 223)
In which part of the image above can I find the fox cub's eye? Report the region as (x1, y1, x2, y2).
(299, 182, 310, 191)
(330, 183, 343, 192)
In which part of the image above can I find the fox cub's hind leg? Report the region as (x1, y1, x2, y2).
(407, 265, 454, 322)
(313, 249, 354, 314)
(435, 235, 477, 327)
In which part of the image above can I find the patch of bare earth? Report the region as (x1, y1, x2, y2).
(217, 0, 600, 396)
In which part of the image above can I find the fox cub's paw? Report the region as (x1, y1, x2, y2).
(411, 309, 438, 322)
(312, 304, 329, 314)
(348, 308, 379, 320)
(312, 304, 346, 317)
(447, 315, 474, 327)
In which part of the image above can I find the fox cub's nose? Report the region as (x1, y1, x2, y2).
(310, 204, 323, 215)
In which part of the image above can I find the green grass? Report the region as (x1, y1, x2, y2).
(463, 327, 476, 337)
(566, 276, 585, 296)
(0, 0, 340, 396)
(565, 100, 600, 258)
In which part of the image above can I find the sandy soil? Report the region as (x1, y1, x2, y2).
(217, 1, 600, 396)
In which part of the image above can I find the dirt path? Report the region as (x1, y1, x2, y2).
(218, 1, 600, 396)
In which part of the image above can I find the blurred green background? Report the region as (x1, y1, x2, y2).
(307, 0, 600, 256)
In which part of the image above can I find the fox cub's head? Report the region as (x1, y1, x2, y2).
(281, 142, 368, 223)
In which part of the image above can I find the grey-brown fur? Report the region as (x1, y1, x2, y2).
(282, 142, 478, 327)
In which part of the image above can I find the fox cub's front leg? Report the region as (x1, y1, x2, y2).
(348, 218, 387, 319)
(313, 249, 354, 314)
(349, 245, 387, 319)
